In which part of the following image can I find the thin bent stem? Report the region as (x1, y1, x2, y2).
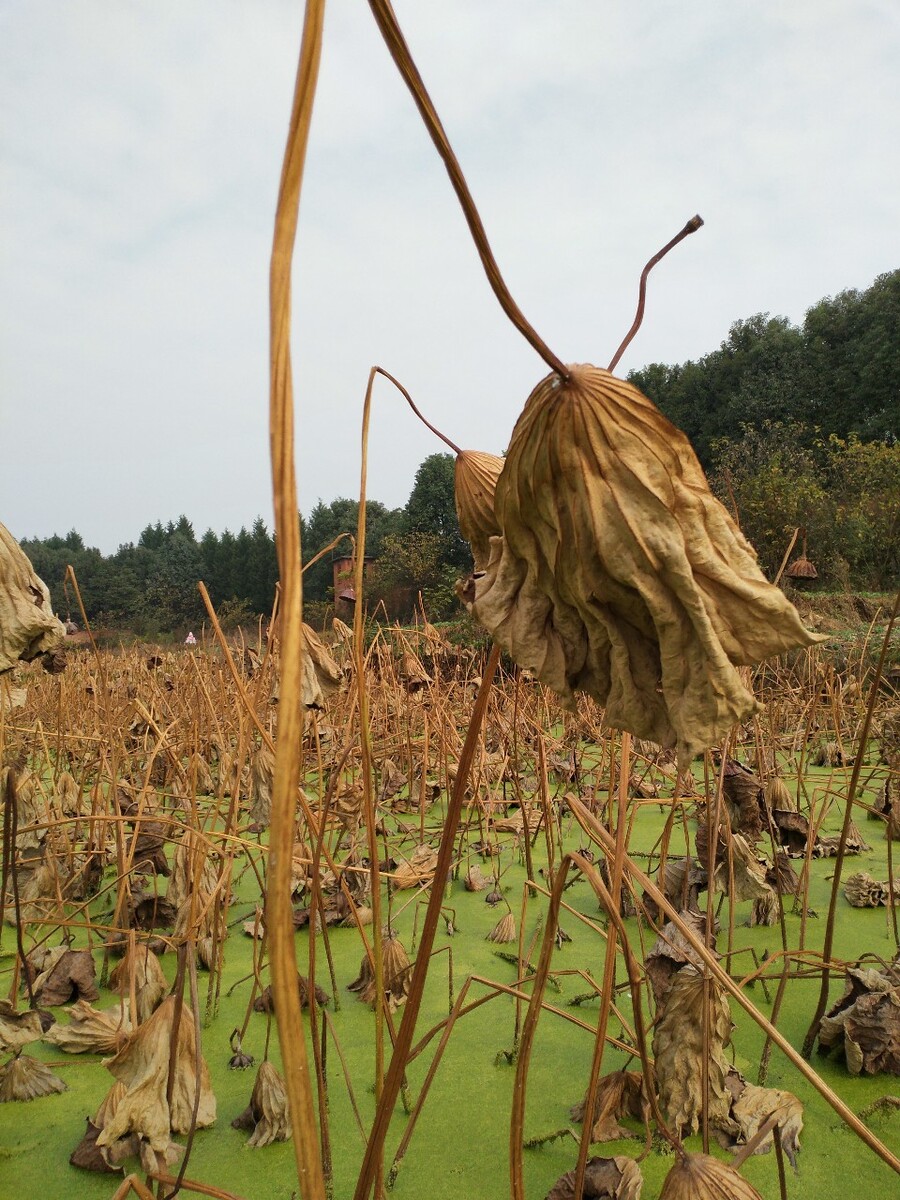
(367, 0, 568, 379)
(607, 215, 703, 373)
(374, 367, 462, 456)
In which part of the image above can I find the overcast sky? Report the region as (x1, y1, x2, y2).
(2, 1, 898, 554)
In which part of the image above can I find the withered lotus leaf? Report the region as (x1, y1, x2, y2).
(55, 770, 82, 816)
(29, 946, 99, 1006)
(659, 1152, 763, 1199)
(97, 994, 216, 1156)
(391, 844, 439, 890)
(0, 1001, 44, 1053)
(819, 965, 900, 1075)
(232, 1060, 291, 1147)
(644, 912, 711, 1008)
(454, 450, 504, 572)
(70, 1081, 128, 1173)
(464, 864, 488, 892)
(0, 1052, 67, 1102)
(652, 966, 732, 1135)
(300, 623, 342, 709)
(844, 871, 895, 908)
(717, 834, 772, 904)
(108, 945, 168, 1024)
(570, 1069, 649, 1143)
(465, 366, 821, 765)
(249, 743, 275, 830)
(44, 999, 131, 1055)
(545, 1154, 643, 1200)
(716, 1068, 803, 1168)
(253, 973, 330, 1013)
(348, 934, 412, 1012)
(0, 522, 66, 671)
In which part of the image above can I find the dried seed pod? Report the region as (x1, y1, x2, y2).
(454, 450, 504, 571)
(228, 1030, 255, 1071)
(486, 911, 516, 944)
(232, 1060, 291, 1147)
(465, 366, 821, 765)
(659, 1152, 763, 1199)
(0, 1053, 67, 1102)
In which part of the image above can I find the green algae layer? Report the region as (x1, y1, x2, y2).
(2, 771, 900, 1200)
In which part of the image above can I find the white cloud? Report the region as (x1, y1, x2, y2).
(1, 0, 898, 552)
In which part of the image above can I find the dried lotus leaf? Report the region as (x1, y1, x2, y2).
(30, 946, 99, 1006)
(108, 944, 168, 1024)
(43, 999, 131, 1055)
(652, 966, 732, 1135)
(659, 1152, 763, 1199)
(545, 1155, 643, 1200)
(70, 1082, 129, 1173)
(249, 743, 275, 829)
(349, 936, 412, 1012)
(55, 771, 82, 816)
(464, 864, 488, 891)
(844, 872, 892, 908)
(392, 844, 439, 890)
(232, 1060, 291, 1147)
(0, 1052, 67, 1102)
(465, 366, 821, 765)
(454, 450, 504, 572)
(0, 1001, 44, 1053)
(570, 1069, 649, 1143)
(843, 987, 900, 1075)
(97, 995, 216, 1155)
(0, 522, 66, 671)
(721, 1072, 803, 1168)
(764, 775, 796, 812)
(644, 911, 711, 1008)
(300, 623, 342, 709)
(716, 834, 772, 903)
(378, 758, 407, 804)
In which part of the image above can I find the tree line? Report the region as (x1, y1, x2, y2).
(21, 271, 899, 635)
(629, 270, 898, 587)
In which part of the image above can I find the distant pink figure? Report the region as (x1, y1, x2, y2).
(184, 631, 197, 646)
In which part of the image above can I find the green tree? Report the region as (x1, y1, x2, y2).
(405, 453, 470, 571)
(301, 498, 402, 604)
(368, 530, 461, 622)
